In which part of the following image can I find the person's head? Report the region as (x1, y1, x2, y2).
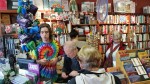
(77, 46, 102, 70)
(69, 29, 79, 41)
(63, 41, 78, 59)
(39, 23, 52, 43)
(112, 30, 122, 43)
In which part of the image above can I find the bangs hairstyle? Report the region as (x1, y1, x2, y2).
(39, 23, 53, 41)
(77, 46, 102, 68)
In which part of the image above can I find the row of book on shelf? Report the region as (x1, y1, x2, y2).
(101, 15, 146, 24)
(100, 33, 150, 43)
(99, 25, 147, 34)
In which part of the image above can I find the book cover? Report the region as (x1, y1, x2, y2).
(7, 0, 13, 10)
(131, 15, 136, 23)
(0, 0, 7, 10)
(115, 1, 125, 12)
(113, 0, 131, 13)
(81, 2, 91, 12)
(1, 14, 10, 25)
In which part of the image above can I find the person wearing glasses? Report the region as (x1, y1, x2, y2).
(61, 41, 81, 82)
(103, 30, 127, 68)
(67, 46, 121, 84)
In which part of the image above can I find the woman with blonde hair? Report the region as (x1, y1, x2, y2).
(68, 46, 121, 84)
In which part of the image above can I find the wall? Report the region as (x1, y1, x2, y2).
(74, 0, 150, 13)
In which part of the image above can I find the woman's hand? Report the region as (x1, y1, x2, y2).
(61, 72, 68, 79)
(36, 58, 48, 65)
(49, 57, 58, 65)
(69, 70, 79, 77)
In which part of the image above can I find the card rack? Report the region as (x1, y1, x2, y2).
(116, 49, 150, 84)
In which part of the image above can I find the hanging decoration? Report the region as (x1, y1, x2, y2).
(17, 0, 40, 53)
(96, 0, 108, 22)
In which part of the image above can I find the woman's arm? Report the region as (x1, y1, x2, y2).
(36, 58, 48, 65)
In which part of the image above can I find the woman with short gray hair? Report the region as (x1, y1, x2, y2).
(103, 30, 127, 68)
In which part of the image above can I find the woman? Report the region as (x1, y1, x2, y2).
(69, 29, 87, 50)
(67, 46, 121, 84)
(103, 30, 126, 68)
(69, 29, 79, 42)
(36, 23, 63, 82)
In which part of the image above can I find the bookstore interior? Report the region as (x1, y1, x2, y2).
(1, 0, 150, 84)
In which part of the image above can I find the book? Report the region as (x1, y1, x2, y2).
(1, 14, 10, 25)
(114, 1, 125, 12)
(81, 2, 94, 12)
(108, 3, 111, 12)
(0, 0, 7, 10)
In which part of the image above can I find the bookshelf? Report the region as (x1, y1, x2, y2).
(0, 10, 17, 13)
(0, 10, 18, 57)
(0, 10, 17, 25)
(98, 13, 150, 55)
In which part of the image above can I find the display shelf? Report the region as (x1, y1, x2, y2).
(71, 24, 97, 26)
(0, 10, 17, 13)
(99, 23, 130, 25)
(108, 12, 150, 15)
(116, 50, 150, 84)
(3, 33, 18, 38)
(0, 10, 17, 24)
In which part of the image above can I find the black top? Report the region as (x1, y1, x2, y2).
(67, 70, 121, 84)
(62, 54, 81, 75)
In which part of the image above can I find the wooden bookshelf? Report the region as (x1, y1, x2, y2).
(72, 24, 97, 26)
(0, 10, 17, 13)
(0, 10, 17, 24)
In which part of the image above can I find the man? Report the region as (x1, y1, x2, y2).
(61, 41, 81, 82)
